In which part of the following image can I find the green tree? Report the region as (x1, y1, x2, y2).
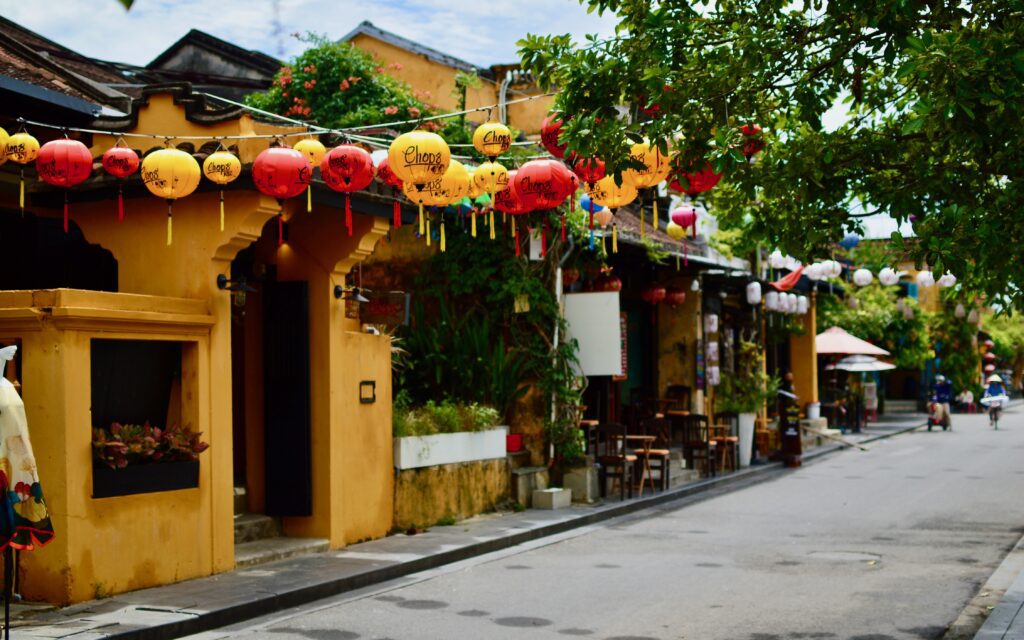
(984, 312, 1024, 385)
(928, 311, 981, 395)
(518, 0, 1024, 307)
(817, 285, 930, 370)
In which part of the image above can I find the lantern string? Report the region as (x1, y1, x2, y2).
(612, 222, 618, 254)
(63, 191, 69, 234)
(118, 184, 125, 223)
(345, 194, 353, 236)
(167, 201, 174, 246)
(307, 186, 312, 213)
(219, 190, 225, 231)
(471, 210, 477, 238)
(418, 204, 424, 236)
(18, 169, 24, 213)
(440, 220, 446, 253)
(426, 217, 431, 247)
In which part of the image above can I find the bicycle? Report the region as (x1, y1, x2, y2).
(981, 395, 1008, 429)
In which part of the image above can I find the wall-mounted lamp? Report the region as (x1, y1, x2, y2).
(334, 285, 369, 303)
(217, 274, 256, 307)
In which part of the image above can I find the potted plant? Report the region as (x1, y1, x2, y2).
(91, 422, 209, 498)
(716, 340, 779, 467)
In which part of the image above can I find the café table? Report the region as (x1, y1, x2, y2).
(624, 434, 657, 495)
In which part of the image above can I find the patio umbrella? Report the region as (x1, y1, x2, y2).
(816, 326, 890, 356)
(825, 355, 897, 372)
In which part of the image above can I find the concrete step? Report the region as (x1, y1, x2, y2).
(506, 450, 532, 470)
(233, 486, 247, 515)
(884, 400, 919, 413)
(234, 536, 329, 569)
(234, 513, 282, 545)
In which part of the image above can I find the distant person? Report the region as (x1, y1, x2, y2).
(931, 374, 953, 429)
(983, 374, 1009, 427)
(956, 388, 975, 414)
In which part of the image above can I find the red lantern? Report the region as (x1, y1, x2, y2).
(596, 274, 622, 292)
(376, 157, 404, 228)
(252, 146, 312, 245)
(671, 205, 698, 236)
(983, 352, 996, 362)
(641, 283, 667, 305)
(668, 161, 722, 196)
(573, 157, 606, 187)
(665, 288, 687, 307)
(984, 339, 995, 349)
(984, 364, 996, 373)
(321, 145, 375, 236)
(540, 114, 567, 159)
(514, 159, 563, 211)
(563, 267, 580, 287)
(37, 138, 94, 233)
(102, 144, 140, 223)
(741, 124, 765, 159)
(493, 169, 531, 215)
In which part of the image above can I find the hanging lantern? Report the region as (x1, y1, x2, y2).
(765, 291, 779, 311)
(968, 309, 980, 324)
(387, 130, 450, 186)
(746, 281, 762, 305)
(665, 288, 686, 307)
(825, 260, 844, 279)
(852, 268, 873, 286)
(915, 270, 935, 287)
(36, 138, 94, 233)
(805, 263, 824, 281)
(740, 124, 765, 160)
(623, 140, 671, 189)
(984, 339, 995, 349)
(573, 157, 606, 188)
(252, 145, 312, 245)
(596, 274, 622, 292)
(937, 272, 957, 288)
(466, 171, 484, 199)
(141, 147, 202, 245)
(769, 249, 786, 270)
(493, 169, 531, 215)
(670, 205, 698, 236)
(983, 351, 997, 362)
(641, 283, 667, 305)
(540, 114, 567, 159)
(376, 156, 405, 227)
(472, 122, 512, 161)
(878, 267, 900, 286)
(202, 149, 241, 231)
(668, 161, 722, 196)
(666, 221, 686, 240)
(0, 127, 8, 166)
(514, 159, 561, 211)
(6, 131, 40, 212)
(984, 363, 996, 374)
(321, 144, 375, 237)
(593, 208, 613, 227)
(102, 142, 140, 223)
(691, 279, 701, 292)
(954, 303, 966, 319)
(294, 137, 326, 212)
(784, 256, 802, 271)
(474, 161, 509, 195)
(797, 296, 810, 314)
(588, 175, 637, 209)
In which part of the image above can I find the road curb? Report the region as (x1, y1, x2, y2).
(99, 420, 925, 640)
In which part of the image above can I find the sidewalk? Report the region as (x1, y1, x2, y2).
(14, 413, 925, 640)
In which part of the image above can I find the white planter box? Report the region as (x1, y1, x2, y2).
(532, 487, 572, 510)
(394, 426, 509, 470)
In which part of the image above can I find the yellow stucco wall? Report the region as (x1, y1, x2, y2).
(790, 298, 819, 405)
(657, 277, 701, 412)
(8, 90, 394, 603)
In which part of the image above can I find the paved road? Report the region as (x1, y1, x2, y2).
(190, 407, 1024, 640)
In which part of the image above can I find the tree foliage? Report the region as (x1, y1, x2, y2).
(519, 0, 1024, 307)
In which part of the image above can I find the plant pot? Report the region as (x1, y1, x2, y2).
(92, 460, 199, 499)
(738, 413, 756, 468)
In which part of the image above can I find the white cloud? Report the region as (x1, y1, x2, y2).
(6, 0, 617, 67)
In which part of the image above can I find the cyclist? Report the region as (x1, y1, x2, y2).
(982, 374, 1009, 427)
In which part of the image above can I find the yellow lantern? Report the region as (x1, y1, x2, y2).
(0, 127, 8, 167)
(473, 161, 509, 195)
(466, 171, 484, 199)
(203, 150, 241, 231)
(141, 148, 202, 245)
(623, 140, 670, 189)
(6, 131, 39, 212)
(588, 176, 637, 254)
(294, 138, 326, 212)
(666, 221, 686, 240)
(388, 130, 450, 186)
(472, 122, 512, 161)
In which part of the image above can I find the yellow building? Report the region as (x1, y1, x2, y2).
(342, 21, 552, 136)
(2, 84, 395, 604)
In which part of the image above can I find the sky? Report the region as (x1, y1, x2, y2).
(2, 0, 617, 67)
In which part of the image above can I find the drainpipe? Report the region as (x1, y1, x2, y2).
(551, 234, 576, 459)
(498, 72, 512, 124)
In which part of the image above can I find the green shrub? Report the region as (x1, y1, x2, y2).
(392, 400, 501, 437)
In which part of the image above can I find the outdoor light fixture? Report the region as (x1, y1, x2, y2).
(334, 285, 369, 303)
(216, 274, 256, 307)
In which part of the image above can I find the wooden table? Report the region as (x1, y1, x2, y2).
(578, 419, 599, 454)
(624, 434, 656, 495)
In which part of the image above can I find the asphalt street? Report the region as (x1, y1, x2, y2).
(187, 406, 1024, 640)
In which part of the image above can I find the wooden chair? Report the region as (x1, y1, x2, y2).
(594, 422, 635, 500)
(637, 418, 672, 491)
(664, 385, 691, 413)
(679, 415, 717, 477)
(712, 412, 740, 473)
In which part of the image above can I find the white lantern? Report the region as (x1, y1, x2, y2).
(827, 260, 843, 279)
(852, 268, 873, 287)
(805, 263, 824, 281)
(691, 279, 701, 292)
(916, 270, 935, 287)
(765, 291, 779, 311)
(968, 309, 980, 324)
(784, 256, 802, 271)
(769, 250, 786, 270)
(954, 303, 966, 318)
(787, 293, 798, 313)
(878, 267, 900, 286)
(746, 281, 762, 305)
(938, 272, 957, 288)
(797, 295, 809, 314)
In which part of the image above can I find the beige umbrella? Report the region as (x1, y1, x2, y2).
(816, 327, 890, 356)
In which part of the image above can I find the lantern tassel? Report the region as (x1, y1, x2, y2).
(277, 213, 283, 247)
(426, 218, 431, 247)
(612, 222, 618, 254)
(541, 222, 548, 258)
(418, 204, 425, 237)
(167, 201, 174, 246)
(393, 200, 401, 228)
(560, 212, 566, 242)
(118, 184, 125, 223)
(345, 195, 353, 237)
(589, 200, 594, 229)
(18, 169, 24, 214)
(589, 227, 595, 251)
(470, 210, 477, 238)
(640, 206, 645, 239)
(63, 192, 69, 234)
(307, 186, 312, 213)
(600, 231, 606, 254)
(653, 198, 659, 230)
(219, 190, 225, 232)
(489, 210, 495, 240)
(676, 254, 681, 271)
(440, 220, 446, 253)
(514, 222, 521, 257)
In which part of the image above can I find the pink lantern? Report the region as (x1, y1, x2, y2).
(670, 205, 698, 237)
(665, 288, 687, 307)
(641, 283, 667, 305)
